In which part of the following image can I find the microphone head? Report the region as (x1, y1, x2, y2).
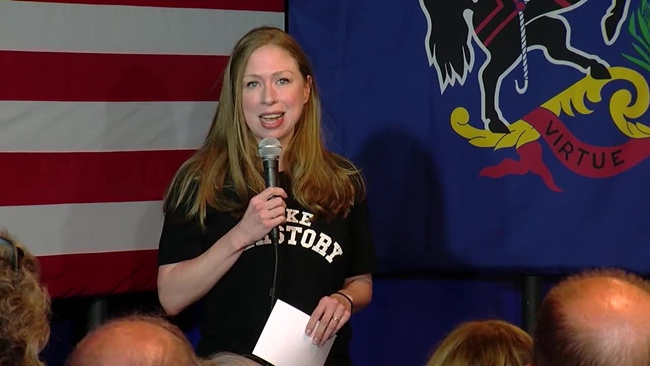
(258, 137, 282, 160)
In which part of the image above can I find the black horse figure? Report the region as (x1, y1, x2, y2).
(420, 0, 631, 133)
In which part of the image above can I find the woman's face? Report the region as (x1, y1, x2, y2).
(241, 45, 311, 149)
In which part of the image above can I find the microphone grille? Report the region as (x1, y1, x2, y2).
(257, 137, 282, 159)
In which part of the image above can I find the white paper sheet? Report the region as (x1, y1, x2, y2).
(253, 300, 336, 366)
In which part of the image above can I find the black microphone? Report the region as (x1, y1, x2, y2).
(257, 137, 282, 308)
(257, 137, 282, 245)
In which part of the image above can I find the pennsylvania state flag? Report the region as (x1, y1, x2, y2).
(289, 0, 650, 274)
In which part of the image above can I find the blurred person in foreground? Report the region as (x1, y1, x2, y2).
(66, 314, 199, 366)
(0, 229, 50, 366)
(201, 352, 262, 366)
(425, 319, 532, 366)
(532, 268, 650, 366)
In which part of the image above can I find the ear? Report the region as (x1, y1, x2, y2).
(303, 75, 312, 104)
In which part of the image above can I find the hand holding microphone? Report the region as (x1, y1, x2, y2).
(233, 137, 286, 248)
(234, 187, 287, 247)
(258, 137, 283, 246)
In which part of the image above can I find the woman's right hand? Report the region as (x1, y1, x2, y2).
(233, 187, 287, 248)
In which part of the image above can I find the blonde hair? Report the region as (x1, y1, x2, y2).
(164, 26, 364, 226)
(0, 232, 51, 366)
(425, 320, 532, 366)
(202, 352, 262, 366)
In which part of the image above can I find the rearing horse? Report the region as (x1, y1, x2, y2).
(420, 0, 631, 133)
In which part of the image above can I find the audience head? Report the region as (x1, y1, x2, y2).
(533, 268, 650, 366)
(201, 352, 263, 366)
(425, 319, 532, 366)
(66, 314, 199, 366)
(0, 230, 50, 366)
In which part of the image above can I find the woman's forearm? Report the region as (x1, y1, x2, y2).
(157, 228, 247, 315)
(336, 274, 373, 313)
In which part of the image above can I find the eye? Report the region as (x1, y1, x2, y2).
(245, 81, 259, 88)
(276, 78, 290, 85)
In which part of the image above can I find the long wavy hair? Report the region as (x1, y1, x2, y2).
(425, 320, 532, 366)
(164, 26, 364, 226)
(0, 232, 50, 366)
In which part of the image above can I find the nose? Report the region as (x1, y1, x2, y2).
(261, 85, 278, 105)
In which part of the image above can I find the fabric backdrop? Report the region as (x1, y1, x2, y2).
(0, 0, 285, 297)
(289, 0, 650, 275)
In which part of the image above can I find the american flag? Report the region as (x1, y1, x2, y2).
(0, 0, 285, 298)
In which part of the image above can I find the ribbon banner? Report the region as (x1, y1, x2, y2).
(453, 67, 650, 190)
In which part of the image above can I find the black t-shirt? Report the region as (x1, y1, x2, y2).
(157, 172, 376, 365)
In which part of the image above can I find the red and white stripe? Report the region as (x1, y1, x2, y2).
(0, 0, 284, 297)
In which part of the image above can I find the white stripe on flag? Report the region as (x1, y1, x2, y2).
(0, 201, 165, 256)
(0, 101, 216, 152)
(0, 2, 284, 55)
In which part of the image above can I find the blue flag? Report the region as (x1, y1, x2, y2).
(289, 0, 650, 274)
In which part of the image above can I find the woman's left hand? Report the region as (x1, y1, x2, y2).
(305, 294, 352, 347)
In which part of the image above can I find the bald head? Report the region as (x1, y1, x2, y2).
(533, 269, 650, 366)
(67, 315, 198, 366)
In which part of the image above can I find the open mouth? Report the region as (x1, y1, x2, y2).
(260, 113, 284, 122)
(260, 112, 285, 127)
